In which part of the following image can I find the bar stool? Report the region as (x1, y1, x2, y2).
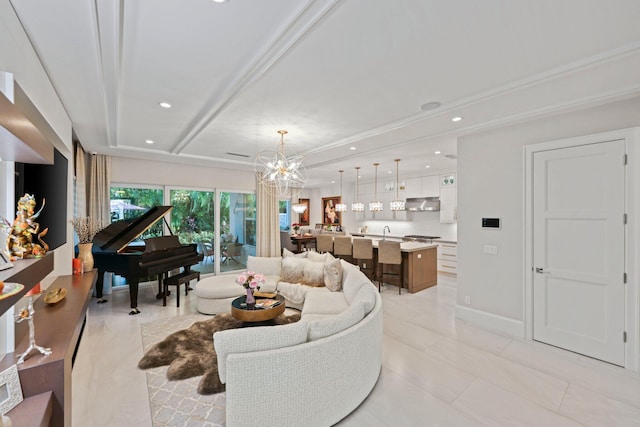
(352, 238, 374, 282)
(377, 240, 403, 294)
(316, 234, 333, 253)
(333, 236, 353, 262)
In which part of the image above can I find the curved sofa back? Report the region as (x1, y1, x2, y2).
(221, 290, 383, 427)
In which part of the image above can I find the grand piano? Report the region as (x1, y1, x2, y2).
(92, 206, 203, 315)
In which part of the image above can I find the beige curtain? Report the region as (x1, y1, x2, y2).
(88, 154, 111, 226)
(74, 143, 87, 217)
(256, 173, 280, 257)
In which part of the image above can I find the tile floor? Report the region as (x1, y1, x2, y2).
(72, 275, 640, 426)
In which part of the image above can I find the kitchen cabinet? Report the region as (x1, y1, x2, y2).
(402, 177, 423, 198)
(422, 175, 439, 197)
(437, 242, 457, 276)
(439, 173, 457, 223)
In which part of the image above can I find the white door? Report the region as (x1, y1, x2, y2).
(533, 139, 626, 366)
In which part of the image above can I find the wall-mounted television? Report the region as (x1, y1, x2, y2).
(14, 147, 68, 251)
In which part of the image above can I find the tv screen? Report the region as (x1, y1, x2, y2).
(14, 147, 68, 251)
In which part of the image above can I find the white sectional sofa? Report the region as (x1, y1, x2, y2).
(213, 253, 383, 427)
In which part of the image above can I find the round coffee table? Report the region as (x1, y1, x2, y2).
(231, 294, 285, 322)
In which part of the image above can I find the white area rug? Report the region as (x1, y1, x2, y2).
(140, 314, 226, 427)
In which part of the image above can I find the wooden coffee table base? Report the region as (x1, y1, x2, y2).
(231, 295, 285, 322)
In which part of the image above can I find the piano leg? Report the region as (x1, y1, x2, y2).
(95, 269, 108, 304)
(128, 279, 140, 315)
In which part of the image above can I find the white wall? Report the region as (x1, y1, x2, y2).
(0, 0, 73, 356)
(457, 95, 640, 335)
(111, 156, 256, 190)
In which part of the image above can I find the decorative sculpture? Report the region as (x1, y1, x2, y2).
(2, 194, 48, 259)
(15, 297, 51, 364)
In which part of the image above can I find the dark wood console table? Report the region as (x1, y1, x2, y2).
(0, 269, 96, 427)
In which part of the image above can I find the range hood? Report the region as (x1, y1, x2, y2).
(405, 197, 440, 212)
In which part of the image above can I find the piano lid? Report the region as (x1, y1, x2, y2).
(93, 206, 173, 253)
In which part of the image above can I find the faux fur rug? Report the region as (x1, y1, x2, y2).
(138, 312, 300, 395)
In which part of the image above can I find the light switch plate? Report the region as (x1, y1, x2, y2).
(484, 245, 498, 255)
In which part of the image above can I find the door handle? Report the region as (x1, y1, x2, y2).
(535, 267, 549, 274)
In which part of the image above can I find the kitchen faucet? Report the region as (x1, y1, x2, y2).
(383, 225, 390, 240)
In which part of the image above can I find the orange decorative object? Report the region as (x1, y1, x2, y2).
(26, 283, 41, 296)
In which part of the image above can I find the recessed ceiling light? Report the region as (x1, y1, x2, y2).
(425, 165, 431, 168)
(434, 151, 441, 155)
(387, 170, 392, 174)
(159, 102, 171, 109)
(145, 139, 154, 144)
(452, 116, 463, 122)
(350, 146, 356, 150)
(420, 101, 441, 111)
(331, 180, 335, 184)
(212, 0, 227, 3)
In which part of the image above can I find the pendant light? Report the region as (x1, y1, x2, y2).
(390, 159, 405, 211)
(352, 166, 364, 212)
(335, 170, 347, 212)
(291, 186, 307, 213)
(369, 163, 383, 212)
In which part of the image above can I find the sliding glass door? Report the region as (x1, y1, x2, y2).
(168, 189, 216, 275)
(110, 184, 256, 277)
(219, 192, 256, 273)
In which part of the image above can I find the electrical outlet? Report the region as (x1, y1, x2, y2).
(464, 296, 471, 305)
(363, 263, 366, 268)
(417, 253, 422, 258)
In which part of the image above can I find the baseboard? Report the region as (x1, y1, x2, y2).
(455, 304, 524, 338)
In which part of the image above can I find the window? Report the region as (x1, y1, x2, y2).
(110, 186, 163, 242)
(279, 200, 291, 231)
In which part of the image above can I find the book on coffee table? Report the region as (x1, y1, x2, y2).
(255, 299, 281, 308)
(253, 291, 277, 298)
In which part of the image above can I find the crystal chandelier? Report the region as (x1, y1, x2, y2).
(255, 130, 309, 197)
(335, 170, 347, 212)
(352, 166, 364, 212)
(390, 159, 405, 211)
(369, 163, 383, 212)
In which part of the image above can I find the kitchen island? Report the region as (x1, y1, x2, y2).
(364, 239, 438, 293)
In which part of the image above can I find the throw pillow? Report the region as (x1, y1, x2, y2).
(280, 256, 306, 284)
(302, 259, 325, 287)
(283, 248, 306, 258)
(247, 256, 282, 276)
(306, 250, 328, 263)
(323, 258, 343, 291)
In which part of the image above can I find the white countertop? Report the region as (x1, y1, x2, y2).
(359, 237, 438, 253)
(351, 233, 456, 245)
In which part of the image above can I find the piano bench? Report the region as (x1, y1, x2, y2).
(163, 270, 201, 307)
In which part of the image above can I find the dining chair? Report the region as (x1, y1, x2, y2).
(280, 230, 299, 254)
(223, 242, 243, 265)
(377, 240, 403, 294)
(197, 241, 215, 264)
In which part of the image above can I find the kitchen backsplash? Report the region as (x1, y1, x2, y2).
(358, 211, 457, 241)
